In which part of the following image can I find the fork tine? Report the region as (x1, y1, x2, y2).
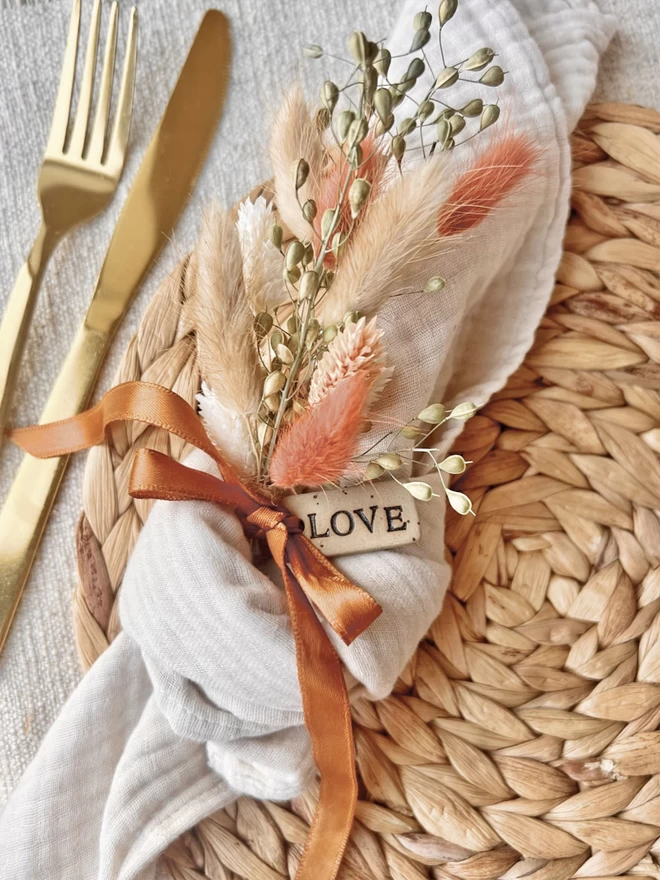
(105, 6, 138, 166)
(68, 0, 102, 157)
(105, 7, 138, 174)
(47, 0, 81, 153)
(87, 1, 119, 163)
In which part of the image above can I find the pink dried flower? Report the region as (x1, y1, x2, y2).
(437, 134, 538, 237)
(313, 135, 388, 267)
(270, 373, 369, 490)
(309, 316, 392, 407)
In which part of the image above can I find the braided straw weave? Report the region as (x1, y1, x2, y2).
(74, 102, 660, 879)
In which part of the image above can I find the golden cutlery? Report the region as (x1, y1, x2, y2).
(0, 0, 138, 453)
(0, 10, 232, 654)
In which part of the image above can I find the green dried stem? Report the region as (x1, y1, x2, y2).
(305, 0, 505, 162)
(353, 400, 477, 514)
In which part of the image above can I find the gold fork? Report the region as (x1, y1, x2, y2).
(0, 0, 137, 451)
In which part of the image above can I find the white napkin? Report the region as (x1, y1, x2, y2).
(0, 2, 615, 878)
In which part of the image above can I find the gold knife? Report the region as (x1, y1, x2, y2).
(0, 10, 232, 653)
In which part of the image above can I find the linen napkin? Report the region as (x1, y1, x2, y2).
(0, 1, 615, 878)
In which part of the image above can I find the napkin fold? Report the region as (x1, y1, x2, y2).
(0, 1, 615, 878)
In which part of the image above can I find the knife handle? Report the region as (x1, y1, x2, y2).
(0, 322, 107, 652)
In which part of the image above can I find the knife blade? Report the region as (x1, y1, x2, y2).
(0, 10, 232, 653)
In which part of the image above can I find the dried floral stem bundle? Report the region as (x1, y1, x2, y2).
(195, 0, 537, 512)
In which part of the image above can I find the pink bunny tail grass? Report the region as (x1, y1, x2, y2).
(269, 372, 371, 490)
(437, 134, 539, 237)
(313, 134, 388, 266)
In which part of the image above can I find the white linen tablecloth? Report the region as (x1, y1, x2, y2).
(0, 0, 655, 808)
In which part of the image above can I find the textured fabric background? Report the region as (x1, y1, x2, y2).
(0, 0, 656, 807)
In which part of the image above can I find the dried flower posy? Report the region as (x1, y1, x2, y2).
(196, 0, 536, 515)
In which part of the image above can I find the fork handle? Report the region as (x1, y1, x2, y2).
(0, 224, 59, 451)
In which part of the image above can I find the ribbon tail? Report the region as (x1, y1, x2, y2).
(7, 381, 228, 474)
(289, 535, 382, 645)
(133, 454, 362, 877)
(266, 526, 357, 880)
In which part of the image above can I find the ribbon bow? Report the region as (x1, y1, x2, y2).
(10, 381, 382, 880)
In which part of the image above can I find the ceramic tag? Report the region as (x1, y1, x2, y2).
(283, 482, 421, 557)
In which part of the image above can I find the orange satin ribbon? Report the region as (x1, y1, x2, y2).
(9, 381, 382, 880)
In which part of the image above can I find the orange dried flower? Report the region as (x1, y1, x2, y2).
(313, 133, 388, 265)
(437, 134, 538, 237)
(269, 372, 370, 490)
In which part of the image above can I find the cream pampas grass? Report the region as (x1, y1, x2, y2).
(190, 209, 261, 420)
(320, 154, 452, 326)
(269, 85, 325, 242)
(309, 316, 392, 407)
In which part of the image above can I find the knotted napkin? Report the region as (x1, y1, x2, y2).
(0, 1, 615, 878)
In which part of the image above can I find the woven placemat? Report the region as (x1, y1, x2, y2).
(73, 102, 660, 879)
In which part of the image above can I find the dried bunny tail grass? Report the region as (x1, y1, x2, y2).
(309, 316, 390, 406)
(437, 133, 539, 236)
(313, 135, 389, 263)
(269, 372, 370, 490)
(320, 154, 452, 326)
(269, 85, 325, 242)
(190, 208, 261, 416)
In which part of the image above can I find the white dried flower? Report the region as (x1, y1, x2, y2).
(197, 382, 256, 477)
(235, 196, 285, 311)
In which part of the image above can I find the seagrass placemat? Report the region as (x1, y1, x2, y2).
(73, 102, 660, 879)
